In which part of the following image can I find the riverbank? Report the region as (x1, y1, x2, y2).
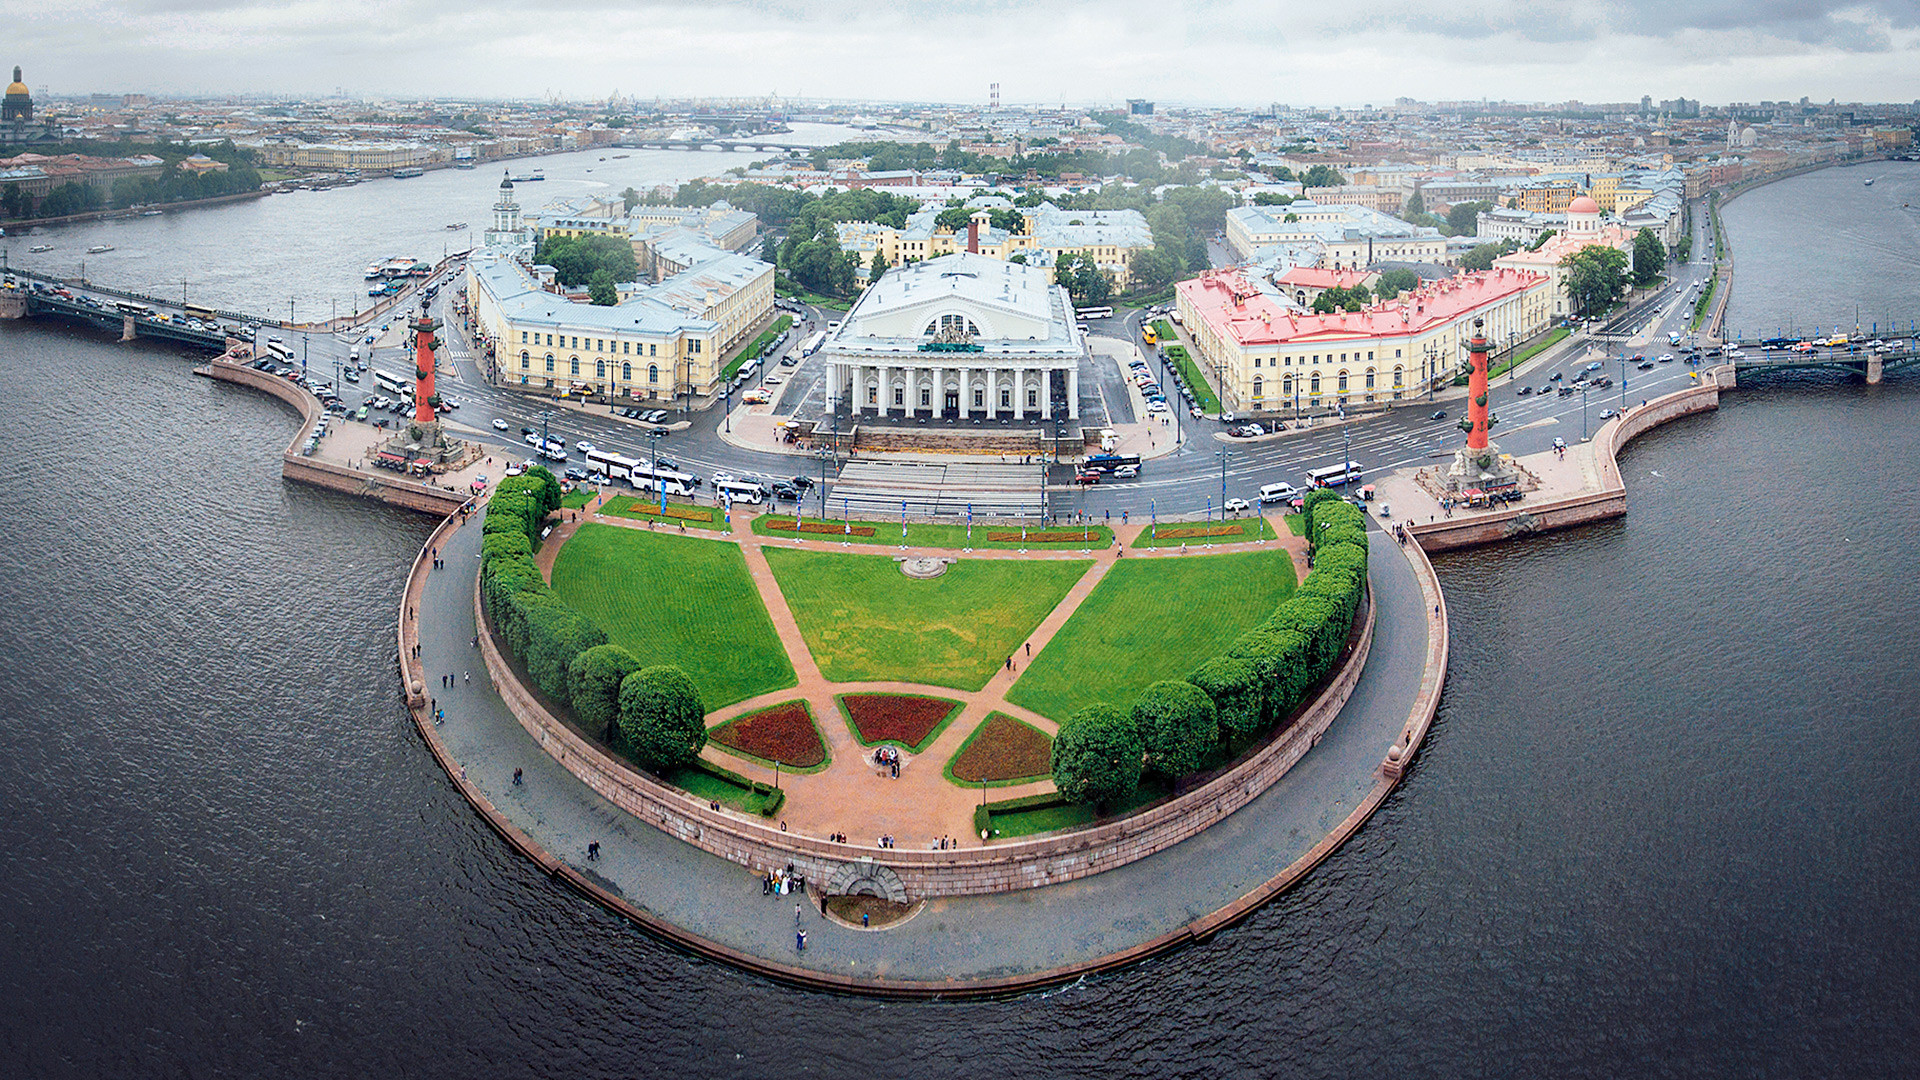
(0, 188, 268, 231)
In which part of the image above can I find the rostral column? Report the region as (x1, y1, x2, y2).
(1444, 316, 1516, 492)
(412, 308, 440, 423)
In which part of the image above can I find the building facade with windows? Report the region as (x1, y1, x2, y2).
(1224, 202, 1447, 269)
(1175, 266, 1552, 414)
(834, 199, 1152, 288)
(822, 253, 1087, 422)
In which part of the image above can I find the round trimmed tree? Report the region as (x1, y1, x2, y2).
(1051, 704, 1143, 811)
(1131, 679, 1218, 780)
(617, 665, 707, 771)
(569, 644, 642, 743)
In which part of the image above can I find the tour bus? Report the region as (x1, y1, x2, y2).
(1075, 306, 1114, 320)
(372, 370, 408, 395)
(631, 462, 697, 498)
(801, 330, 827, 357)
(114, 301, 154, 319)
(1084, 452, 1143, 474)
(263, 340, 296, 361)
(183, 303, 218, 323)
(1141, 325, 1158, 346)
(1306, 461, 1364, 488)
(584, 448, 644, 481)
(716, 479, 765, 505)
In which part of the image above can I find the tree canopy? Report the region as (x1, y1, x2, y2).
(1446, 200, 1493, 237)
(1631, 228, 1666, 286)
(1131, 680, 1218, 780)
(617, 665, 707, 771)
(1560, 244, 1631, 316)
(533, 233, 639, 288)
(1052, 704, 1144, 809)
(1373, 267, 1420, 299)
(1312, 283, 1373, 314)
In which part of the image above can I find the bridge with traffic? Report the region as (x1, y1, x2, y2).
(14, 289, 232, 351)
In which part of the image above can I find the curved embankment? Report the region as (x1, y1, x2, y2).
(395, 522, 1447, 998)
(1407, 366, 1735, 552)
(475, 550, 1375, 899)
(195, 356, 469, 516)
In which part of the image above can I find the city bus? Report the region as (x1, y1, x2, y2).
(630, 462, 697, 497)
(1306, 461, 1364, 488)
(1085, 452, 1142, 474)
(372, 369, 409, 395)
(1075, 306, 1114, 320)
(183, 303, 218, 323)
(114, 301, 154, 318)
(584, 448, 644, 481)
(801, 330, 827, 357)
(263, 340, 295, 362)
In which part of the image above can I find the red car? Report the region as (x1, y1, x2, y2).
(1075, 471, 1100, 486)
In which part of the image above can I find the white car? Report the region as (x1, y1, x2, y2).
(492, 418, 510, 431)
(712, 471, 736, 485)
(1113, 464, 1140, 479)
(576, 441, 595, 454)
(1146, 400, 1170, 414)
(1224, 498, 1251, 513)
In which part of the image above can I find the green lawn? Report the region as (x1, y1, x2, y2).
(549, 523, 795, 709)
(1007, 549, 1298, 722)
(560, 488, 596, 509)
(1163, 344, 1222, 413)
(664, 761, 782, 814)
(751, 513, 1113, 551)
(763, 548, 1090, 690)
(1129, 515, 1277, 548)
(1284, 512, 1307, 536)
(721, 313, 794, 380)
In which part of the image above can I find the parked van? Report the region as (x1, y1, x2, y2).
(1259, 482, 1300, 504)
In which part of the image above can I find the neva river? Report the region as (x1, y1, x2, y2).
(0, 161, 1917, 1078)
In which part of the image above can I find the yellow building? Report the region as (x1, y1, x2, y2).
(836, 201, 1152, 288)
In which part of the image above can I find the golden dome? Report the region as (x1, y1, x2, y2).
(4, 81, 26, 97)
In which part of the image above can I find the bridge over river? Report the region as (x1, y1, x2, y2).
(1725, 332, 1920, 383)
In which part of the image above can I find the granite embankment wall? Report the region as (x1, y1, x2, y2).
(476, 567, 1375, 899)
(1408, 368, 1732, 552)
(195, 358, 469, 516)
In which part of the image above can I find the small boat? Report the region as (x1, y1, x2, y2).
(141, 209, 163, 217)
(392, 167, 425, 179)
(29, 244, 52, 253)
(1865, 177, 1875, 187)
(88, 244, 115, 253)
(612, 154, 629, 159)
(445, 222, 467, 230)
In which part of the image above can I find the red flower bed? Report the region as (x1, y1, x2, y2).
(950, 713, 1053, 783)
(841, 693, 958, 751)
(709, 702, 826, 767)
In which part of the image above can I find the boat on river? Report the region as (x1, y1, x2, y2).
(29, 244, 52, 253)
(88, 244, 114, 253)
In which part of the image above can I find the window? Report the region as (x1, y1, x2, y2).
(867, 385, 877, 405)
(520, 331, 528, 344)
(1392, 366, 1404, 388)
(1027, 389, 1038, 408)
(545, 334, 553, 346)
(649, 344, 657, 356)
(1365, 368, 1375, 389)
(893, 387, 903, 406)
(920, 388, 930, 407)
(545, 354, 555, 373)
(1283, 375, 1292, 395)
(519, 351, 529, 370)
(973, 388, 983, 408)
(1253, 376, 1263, 398)
(1254, 357, 1262, 369)
(1337, 370, 1348, 392)
(1310, 373, 1321, 394)
(648, 364, 658, 384)
(596, 359, 605, 378)
(622, 362, 631, 381)
(1001, 389, 1011, 408)
(570, 357, 580, 376)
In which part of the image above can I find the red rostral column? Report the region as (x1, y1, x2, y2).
(1465, 317, 1491, 451)
(412, 310, 440, 424)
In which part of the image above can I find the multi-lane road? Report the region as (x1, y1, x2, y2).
(30, 201, 1726, 523)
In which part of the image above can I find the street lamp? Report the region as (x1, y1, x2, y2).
(1580, 386, 1591, 441)
(1217, 449, 1230, 520)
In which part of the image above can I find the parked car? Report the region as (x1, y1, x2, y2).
(1224, 497, 1250, 514)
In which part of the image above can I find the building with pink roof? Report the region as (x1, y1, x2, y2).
(1173, 265, 1552, 414)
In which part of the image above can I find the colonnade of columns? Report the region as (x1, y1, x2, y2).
(832, 361, 1080, 421)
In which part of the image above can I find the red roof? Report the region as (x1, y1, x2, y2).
(1275, 267, 1373, 290)
(1177, 266, 1547, 349)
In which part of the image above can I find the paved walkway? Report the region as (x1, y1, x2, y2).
(416, 505, 1433, 984)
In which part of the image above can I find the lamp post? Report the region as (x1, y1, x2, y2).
(1580, 386, 1591, 441)
(1507, 330, 1517, 382)
(1217, 449, 1230, 520)
(1620, 353, 1628, 409)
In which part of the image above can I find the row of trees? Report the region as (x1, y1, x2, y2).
(1559, 228, 1665, 317)
(480, 468, 707, 771)
(1052, 491, 1370, 809)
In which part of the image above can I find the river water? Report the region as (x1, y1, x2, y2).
(1, 161, 1917, 1078)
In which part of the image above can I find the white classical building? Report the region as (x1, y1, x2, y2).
(824, 253, 1085, 422)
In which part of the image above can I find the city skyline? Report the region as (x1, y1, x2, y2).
(11, 0, 1920, 107)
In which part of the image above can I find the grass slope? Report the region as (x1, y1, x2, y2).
(763, 548, 1089, 690)
(1007, 549, 1298, 722)
(549, 523, 795, 709)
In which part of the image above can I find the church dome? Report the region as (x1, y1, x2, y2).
(1567, 195, 1600, 215)
(5, 66, 27, 98)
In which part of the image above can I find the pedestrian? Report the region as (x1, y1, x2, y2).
(587, 841, 599, 860)
(441, 674, 448, 688)
(463, 671, 470, 683)
(796, 930, 807, 952)
(1025, 642, 1031, 657)
(862, 913, 870, 928)
(795, 903, 803, 925)
(820, 892, 828, 916)
(513, 767, 522, 785)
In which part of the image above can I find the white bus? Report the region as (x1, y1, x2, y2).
(373, 370, 409, 395)
(1075, 306, 1114, 320)
(584, 448, 644, 481)
(263, 340, 295, 361)
(1306, 461, 1364, 488)
(801, 330, 827, 357)
(715, 479, 764, 505)
(631, 462, 697, 497)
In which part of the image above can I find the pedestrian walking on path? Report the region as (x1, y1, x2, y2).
(796, 930, 807, 952)
(463, 670, 470, 684)
(795, 903, 802, 925)
(513, 767, 523, 786)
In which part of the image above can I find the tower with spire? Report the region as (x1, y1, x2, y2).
(483, 170, 535, 260)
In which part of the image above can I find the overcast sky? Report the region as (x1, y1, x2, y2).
(13, 0, 1920, 107)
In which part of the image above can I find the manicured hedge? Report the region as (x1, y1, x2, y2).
(479, 465, 613, 714)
